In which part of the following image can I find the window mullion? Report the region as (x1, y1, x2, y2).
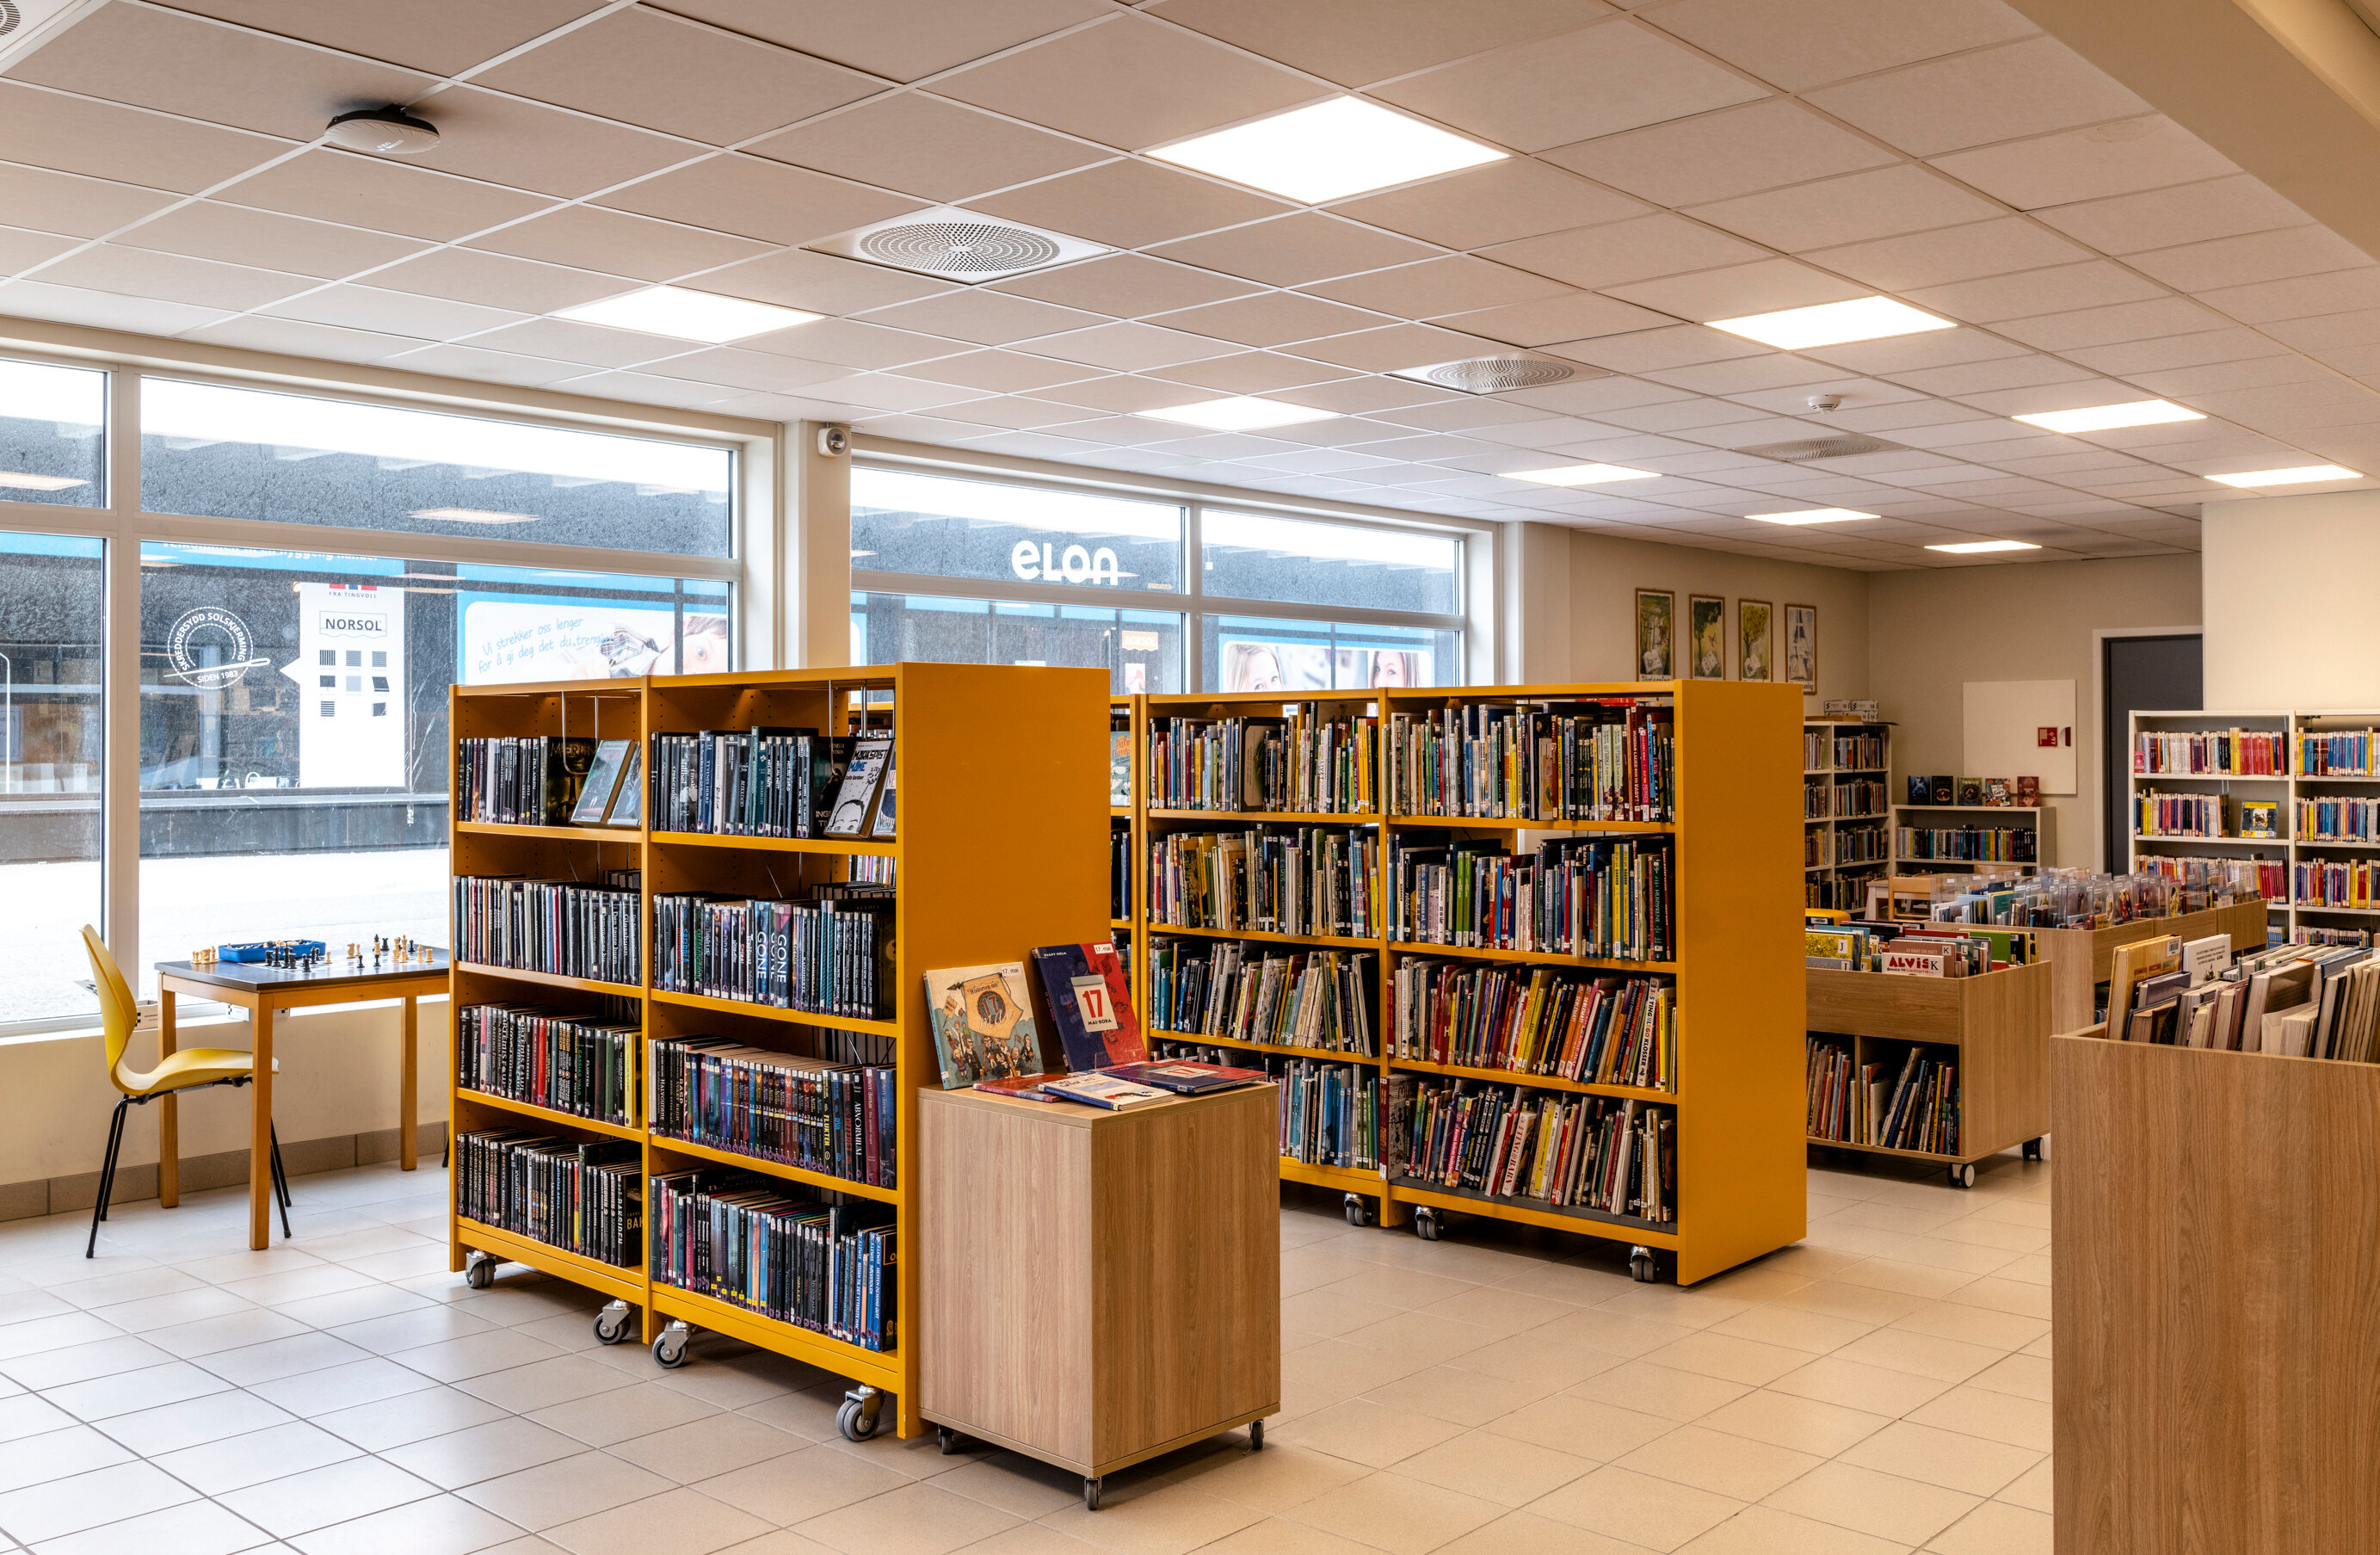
(103, 367, 141, 975)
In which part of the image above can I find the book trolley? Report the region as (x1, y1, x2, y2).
(448, 663, 1110, 1442)
(1113, 680, 1805, 1286)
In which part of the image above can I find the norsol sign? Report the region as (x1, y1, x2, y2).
(1010, 540, 1123, 586)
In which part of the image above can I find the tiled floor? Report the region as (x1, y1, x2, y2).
(0, 1150, 2051, 1555)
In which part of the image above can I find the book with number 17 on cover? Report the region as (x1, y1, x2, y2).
(1033, 941, 1146, 1072)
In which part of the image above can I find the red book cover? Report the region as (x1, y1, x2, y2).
(1033, 941, 1148, 1071)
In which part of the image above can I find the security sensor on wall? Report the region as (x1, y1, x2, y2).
(817, 425, 851, 457)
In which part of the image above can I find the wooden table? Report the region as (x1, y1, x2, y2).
(154, 952, 449, 1250)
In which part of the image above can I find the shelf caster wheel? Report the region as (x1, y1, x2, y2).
(650, 1321, 692, 1370)
(937, 1426, 964, 1455)
(1249, 1418, 1264, 1452)
(1413, 1206, 1442, 1242)
(1629, 1246, 1658, 1284)
(463, 1251, 498, 1290)
(2022, 1137, 2044, 1162)
(1949, 1163, 1976, 1189)
(1342, 1193, 1373, 1228)
(592, 1300, 633, 1345)
(838, 1385, 882, 1442)
(1084, 1476, 1104, 1512)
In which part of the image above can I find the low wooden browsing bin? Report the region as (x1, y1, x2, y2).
(1806, 959, 2050, 1185)
(2031, 898, 2266, 1033)
(917, 1083, 1279, 1510)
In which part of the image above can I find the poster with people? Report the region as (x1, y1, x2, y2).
(1217, 631, 1430, 692)
(458, 594, 728, 684)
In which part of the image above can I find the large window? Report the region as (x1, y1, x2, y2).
(0, 360, 105, 509)
(0, 532, 103, 1024)
(851, 463, 1473, 693)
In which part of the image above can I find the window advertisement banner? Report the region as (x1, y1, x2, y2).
(1207, 615, 1451, 693)
(457, 592, 717, 683)
(851, 466, 1183, 594)
(278, 581, 404, 787)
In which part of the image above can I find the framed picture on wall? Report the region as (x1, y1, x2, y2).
(1635, 589, 1674, 679)
(1738, 599, 1773, 682)
(1784, 603, 1816, 692)
(1687, 595, 1725, 679)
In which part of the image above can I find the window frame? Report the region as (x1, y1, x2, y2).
(0, 337, 780, 1038)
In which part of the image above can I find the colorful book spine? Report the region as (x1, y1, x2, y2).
(453, 1129, 641, 1266)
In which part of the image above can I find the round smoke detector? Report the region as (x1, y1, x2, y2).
(1415, 355, 1575, 393)
(858, 222, 1062, 275)
(0, 3, 21, 36)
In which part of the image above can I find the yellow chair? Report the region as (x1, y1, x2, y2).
(82, 927, 289, 1258)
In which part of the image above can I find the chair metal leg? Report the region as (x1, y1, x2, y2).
(86, 1099, 129, 1259)
(269, 1123, 293, 1237)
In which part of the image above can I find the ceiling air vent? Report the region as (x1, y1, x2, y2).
(806, 206, 1107, 283)
(0, 4, 20, 35)
(1390, 355, 1575, 395)
(1735, 435, 1902, 461)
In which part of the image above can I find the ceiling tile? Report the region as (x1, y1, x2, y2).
(37, 243, 312, 311)
(2032, 174, 2309, 255)
(1433, 290, 1672, 347)
(2062, 328, 2287, 376)
(734, 318, 964, 370)
(1904, 260, 2167, 324)
(1373, 398, 1561, 432)
(1148, 213, 1437, 287)
(634, 346, 854, 393)
(933, 13, 1323, 150)
(118, 201, 429, 280)
(7, 3, 432, 141)
(0, 160, 178, 239)
(1599, 256, 1869, 320)
(1803, 328, 2028, 373)
(258, 283, 530, 339)
(922, 396, 1097, 430)
(1300, 256, 1571, 318)
(476, 10, 882, 145)
(463, 206, 772, 283)
(1025, 320, 1238, 370)
(748, 95, 1107, 206)
(0, 277, 232, 335)
(595, 155, 925, 245)
(896, 349, 1102, 392)
(2125, 225, 2373, 293)
(398, 85, 696, 199)
(1928, 115, 2242, 209)
(860, 288, 1107, 344)
(0, 225, 82, 273)
(1805, 36, 2149, 157)
(1482, 213, 1765, 291)
(971, 159, 1291, 250)
(810, 373, 990, 412)
(369, 248, 629, 315)
(1642, 0, 2035, 91)
(546, 368, 738, 408)
(0, 81, 286, 194)
(1992, 295, 2234, 350)
(1642, 355, 1843, 395)
(1262, 378, 1459, 413)
(1885, 355, 2100, 396)
(1026, 375, 1222, 413)
(218, 149, 557, 242)
(466, 318, 684, 368)
(1541, 100, 1896, 208)
(1686, 164, 2001, 253)
(990, 253, 1260, 315)
(1326, 159, 1647, 252)
(650, 0, 1110, 83)
(1543, 323, 1766, 372)
(2130, 355, 2333, 398)
(2264, 309, 2380, 351)
(180, 312, 427, 361)
(153, 0, 604, 76)
(690, 247, 954, 315)
(379, 342, 589, 387)
(1144, 352, 1354, 392)
(1803, 218, 2092, 293)
(1374, 19, 1768, 154)
(2198, 269, 2380, 324)
(1149, 0, 1612, 87)
(1150, 292, 1391, 347)
(1287, 323, 1507, 371)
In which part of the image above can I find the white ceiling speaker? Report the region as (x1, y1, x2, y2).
(1735, 435, 1901, 461)
(324, 106, 441, 155)
(1389, 355, 1575, 395)
(806, 206, 1108, 283)
(0, 4, 22, 36)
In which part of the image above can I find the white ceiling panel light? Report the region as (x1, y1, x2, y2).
(1509, 464, 1659, 486)
(1137, 398, 1338, 432)
(2207, 465, 2362, 487)
(1927, 540, 2042, 553)
(2013, 399, 2204, 434)
(1748, 508, 1875, 526)
(556, 287, 819, 343)
(1709, 297, 1955, 350)
(1149, 97, 1505, 205)
(807, 206, 1109, 283)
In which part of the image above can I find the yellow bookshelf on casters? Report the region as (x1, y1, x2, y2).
(449, 663, 1109, 1441)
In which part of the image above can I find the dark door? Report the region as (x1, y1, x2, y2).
(2104, 633, 2204, 872)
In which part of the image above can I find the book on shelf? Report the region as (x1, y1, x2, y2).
(1146, 704, 1378, 814)
(1930, 776, 1954, 804)
(1032, 941, 1146, 1071)
(1146, 938, 1377, 1055)
(1109, 725, 1131, 808)
(825, 734, 893, 836)
(2295, 856, 2380, 909)
(453, 872, 643, 984)
(2298, 728, 2380, 776)
(605, 746, 642, 828)
(1385, 699, 1673, 823)
(649, 1169, 896, 1350)
(2135, 728, 2288, 775)
(1387, 833, 1673, 961)
(459, 736, 597, 825)
(651, 888, 894, 1019)
(2296, 794, 2380, 842)
(1039, 1072, 1168, 1109)
(567, 740, 635, 826)
(457, 1003, 637, 1124)
(1390, 1075, 1676, 1223)
(650, 728, 845, 837)
(1807, 1039, 1959, 1154)
(453, 1130, 641, 1267)
(1390, 958, 1674, 1090)
(2183, 934, 2235, 985)
(1150, 1040, 1380, 1168)
(1110, 824, 1131, 920)
(647, 1035, 897, 1188)
(1097, 1059, 1268, 1095)
(1896, 824, 2038, 864)
(1144, 825, 1378, 937)
(923, 962, 1044, 1089)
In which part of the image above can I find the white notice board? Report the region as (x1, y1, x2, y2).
(1964, 680, 2077, 794)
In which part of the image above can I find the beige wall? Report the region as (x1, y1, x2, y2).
(1868, 556, 2203, 872)
(2202, 492, 2380, 708)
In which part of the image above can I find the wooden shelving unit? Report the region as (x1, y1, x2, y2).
(449, 663, 1109, 1442)
(1805, 717, 1893, 910)
(1805, 960, 2050, 1186)
(1890, 802, 2053, 878)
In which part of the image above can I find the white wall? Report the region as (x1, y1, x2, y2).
(2203, 491, 2380, 708)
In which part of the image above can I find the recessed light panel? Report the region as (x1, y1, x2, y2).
(0, 471, 88, 491)
(1709, 297, 1954, 350)
(1149, 97, 1506, 204)
(1137, 398, 1337, 432)
(1509, 464, 1658, 486)
(1748, 508, 1874, 526)
(2208, 465, 2362, 487)
(1927, 540, 2041, 553)
(555, 286, 819, 343)
(2013, 399, 2203, 434)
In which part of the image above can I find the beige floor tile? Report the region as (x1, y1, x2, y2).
(1762, 1459, 1980, 1546)
(1277, 1291, 1403, 1340)
(1676, 1503, 1912, 1554)
(1311, 1268, 1481, 1312)
(1526, 1463, 1743, 1552)
(1284, 1470, 1502, 1555)
(284, 1490, 523, 1555)
(1965, 1355, 2050, 1404)
(533, 1384, 722, 1447)
(385, 1329, 570, 1383)
(1593, 1287, 1755, 1331)
(1924, 1218, 2049, 1254)
(1273, 1398, 1465, 1469)
(1925, 1498, 2052, 1554)
(935, 1521, 1100, 1555)
(147, 1307, 312, 1359)
(1706, 1304, 1875, 1356)
(453, 1357, 634, 1415)
(1, 1336, 165, 1391)
(1481, 1391, 1668, 1459)
(1994, 1255, 2052, 1288)
(94, 1387, 297, 1456)
(1823, 1200, 1968, 1237)
(152, 1418, 362, 1495)
(1828, 1328, 2006, 1385)
(1187, 1514, 1384, 1555)
(458, 1452, 675, 1532)
(250, 1358, 439, 1418)
(1839, 1422, 2043, 1497)
(1828, 1260, 1979, 1301)
(1035, 1483, 1267, 1555)
(535, 1486, 770, 1555)
(0, 1425, 131, 1495)
(1699, 1388, 1891, 1456)
(79, 1286, 256, 1331)
(697, 1443, 909, 1527)
(1410, 1287, 1578, 1339)
(220, 1266, 380, 1308)
(939, 1453, 1117, 1518)
(2019, 1331, 2050, 1360)
(216, 1454, 438, 1539)
(1434, 1509, 1646, 1554)
(330, 1307, 503, 1356)
(1888, 1305, 2048, 1353)
(1866, 1237, 2023, 1280)
(1335, 1311, 1499, 1369)
(1446, 1328, 1626, 1391)
(1360, 1364, 1562, 1428)
(0, 1393, 75, 1446)
(383, 1416, 589, 1490)
(200, 1333, 375, 1387)
(1944, 1280, 2052, 1321)
(1687, 1261, 1816, 1305)
(46, 1361, 232, 1422)
(1906, 1388, 2052, 1453)
(0, 1459, 199, 1544)
(1569, 1360, 1752, 1422)
(1617, 1422, 1823, 1501)
(1391, 1430, 1592, 1508)
(797, 1479, 1024, 1555)
(1995, 1459, 2052, 1515)
(1485, 1263, 1637, 1308)
(610, 1413, 810, 1484)
(1643, 1330, 1811, 1386)
(1768, 1281, 1933, 1326)
(23, 1496, 267, 1555)
(1767, 1355, 1957, 1416)
(317, 1387, 514, 1453)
